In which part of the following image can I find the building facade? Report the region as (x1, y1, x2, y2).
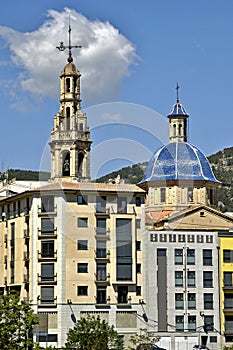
(0, 30, 145, 348)
(139, 93, 233, 349)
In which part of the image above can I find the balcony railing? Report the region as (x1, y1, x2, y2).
(37, 205, 57, 216)
(38, 251, 57, 261)
(95, 250, 110, 261)
(37, 295, 57, 307)
(38, 273, 57, 284)
(95, 273, 110, 284)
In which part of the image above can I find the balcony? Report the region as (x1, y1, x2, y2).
(38, 251, 57, 262)
(23, 274, 29, 284)
(24, 229, 29, 239)
(95, 273, 110, 285)
(38, 228, 57, 239)
(95, 250, 110, 261)
(37, 205, 57, 217)
(95, 206, 110, 217)
(37, 295, 57, 307)
(223, 284, 233, 291)
(23, 251, 29, 261)
(95, 228, 110, 239)
(38, 273, 57, 285)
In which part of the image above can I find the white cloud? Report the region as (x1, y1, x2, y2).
(0, 7, 138, 106)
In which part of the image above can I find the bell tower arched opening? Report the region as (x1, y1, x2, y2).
(78, 152, 84, 177)
(62, 152, 70, 177)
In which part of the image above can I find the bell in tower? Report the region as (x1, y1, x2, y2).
(49, 25, 92, 182)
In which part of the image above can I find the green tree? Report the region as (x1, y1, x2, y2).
(0, 291, 38, 349)
(125, 328, 160, 350)
(64, 314, 123, 350)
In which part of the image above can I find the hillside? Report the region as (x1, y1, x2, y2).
(1, 147, 233, 212)
(96, 147, 233, 212)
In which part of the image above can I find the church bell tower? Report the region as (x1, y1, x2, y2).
(50, 25, 91, 182)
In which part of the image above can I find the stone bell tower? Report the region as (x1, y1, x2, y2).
(50, 25, 91, 182)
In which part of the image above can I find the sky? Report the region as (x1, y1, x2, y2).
(0, 1, 233, 179)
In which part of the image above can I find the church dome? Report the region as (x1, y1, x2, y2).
(139, 142, 219, 184)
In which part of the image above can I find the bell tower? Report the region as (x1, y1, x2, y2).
(167, 83, 189, 143)
(50, 25, 92, 182)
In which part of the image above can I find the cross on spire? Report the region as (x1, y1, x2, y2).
(56, 20, 82, 63)
(176, 82, 180, 102)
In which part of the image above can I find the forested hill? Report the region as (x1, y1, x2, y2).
(96, 147, 233, 213)
(1, 146, 233, 212)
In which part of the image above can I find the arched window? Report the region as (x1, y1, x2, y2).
(66, 78, 70, 92)
(62, 152, 70, 176)
(178, 123, 182, 136)
(173, 124, 176, 136)
(66, 107, 70, 130)
(78, 153, 84, 177)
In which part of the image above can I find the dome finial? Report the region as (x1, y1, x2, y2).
(56, 17, 82, 63)
(176, 82, 180, 103)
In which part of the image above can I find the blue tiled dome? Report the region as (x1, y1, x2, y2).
(139, 142, 219, 184)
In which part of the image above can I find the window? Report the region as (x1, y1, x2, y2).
(203, 271, 213, 288)
(135, 197, 141, 206)
(77, 263, 88, 273)
(203, 249, 212, 266)
(96, 218, 106, 235)
(223, 250, 233, 263)
(96, 240, 106, 258)
(136, 286, 141, 296)
(204, 293, 213, 309)
(175, 293, 184, 309)
(176, 316, 184, 331)
(116, 219, 132, 281)
(118, 286, 128, 304)
(117, 197, 127, 214)
(41, 286, 54, 304)
(187, 249, 195, 265)
(96, 196, 106, 213)
(175, 249, 183, 265)
(96, 286, 106, 304)
(41, 218, 54, 234)
(169, 234, 176, 242)
(175, 271, 183, 287)
(37, 334, 58, 342)
(188, 315, 196, 331)
(78, 286, 88, 296)
(136, 241, 141, 251)
(225, 294, 233, 309)
(136, 264, 141, 273)
(77, 195, 87, 205)
(150, 234, 157, 242)
(204, 316, 214, 332)
(41, 196, 54, 213)
(77, 240, 88, 250)
(78, 218, 88, 228)
(224, 272, 233, 287)
(41, 263, 54, 281)
(160, 188, 166, 203)
(178, 234, 185, 242)
(41, 241, 54, 258)
(188, 293, 196, 309)
(188, 187, 193, 202)
(136, 219, 141, 229)
(96, 263, 107, 281)
(188, 271, 195, 287)
(188, 235, 195, 243)
(197, 235, 204, 243)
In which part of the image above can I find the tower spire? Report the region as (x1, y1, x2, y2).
(56, 19, 82, 63)
(176, 82, 180, 103)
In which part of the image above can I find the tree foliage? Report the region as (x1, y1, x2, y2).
(64, 315, 123, 350)
(125, 328, 160, 350)
(0, 291, 38, 349)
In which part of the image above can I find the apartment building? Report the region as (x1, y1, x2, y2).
(0, 29, 145, 348)
(138, 92, 233, 349)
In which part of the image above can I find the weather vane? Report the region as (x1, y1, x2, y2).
(176, 82, 180, 102)
(56, 18, 82, 63)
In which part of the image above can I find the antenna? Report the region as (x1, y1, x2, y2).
(56, 17, 82, 62)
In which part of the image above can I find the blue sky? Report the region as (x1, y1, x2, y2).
(0, 1, 232, 178)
